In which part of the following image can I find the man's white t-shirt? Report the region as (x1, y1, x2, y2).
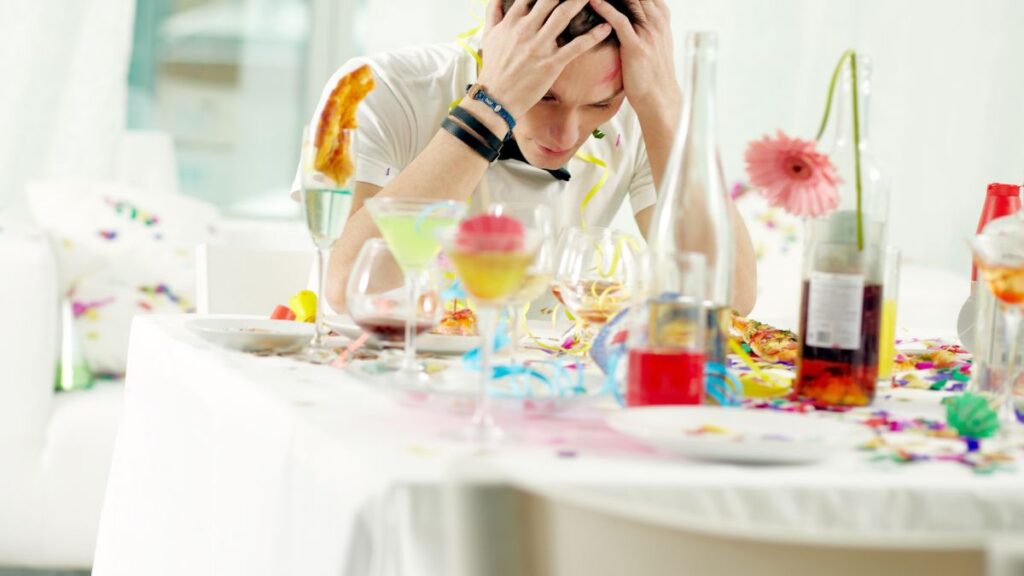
(297, 41, 657, 231)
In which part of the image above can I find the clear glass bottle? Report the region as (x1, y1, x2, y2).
(647, 31, 735, 373)
(794, 56, 889, 407)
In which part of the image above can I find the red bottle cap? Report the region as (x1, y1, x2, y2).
(973, 182, 1022, 280)
(987, 183, 1022, 197)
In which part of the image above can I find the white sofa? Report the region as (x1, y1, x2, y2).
(0, 220, 312, 570)
(0, 225, 124, 569)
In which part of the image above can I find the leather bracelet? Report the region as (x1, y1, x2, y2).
(441, 117, 499, 162)
(450, 105, 505, 150)
(465, 84, 516, 132)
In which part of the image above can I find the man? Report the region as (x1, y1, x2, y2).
(301, 0, 756, 314)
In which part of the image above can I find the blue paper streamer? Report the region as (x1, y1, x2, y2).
(461, 315, 510, 371)
(414, 201, 461, 234)
(462, 312, 589, 399)
(705, 362, 742, 407)
(600, 348, 626, 406)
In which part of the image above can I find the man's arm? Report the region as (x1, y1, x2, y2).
(634, 203, 757, 316)
(324, 125, 494, 312)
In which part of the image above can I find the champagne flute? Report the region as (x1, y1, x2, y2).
(971, 215, 1024, 436)
(299, 126, 355, 362)
(439, 216, 543, 445)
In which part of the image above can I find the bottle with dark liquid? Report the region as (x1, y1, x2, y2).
(795, 56, 889, 407)
(646, 32, 735, 383)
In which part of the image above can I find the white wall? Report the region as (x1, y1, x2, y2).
(345, 0, 1024, 276)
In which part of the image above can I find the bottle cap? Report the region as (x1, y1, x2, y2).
(987, 183, 1021, 197)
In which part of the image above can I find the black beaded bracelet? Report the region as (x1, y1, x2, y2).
(441, 117, 499, 162)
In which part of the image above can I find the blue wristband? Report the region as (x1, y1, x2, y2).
(467, 84, 516, 134)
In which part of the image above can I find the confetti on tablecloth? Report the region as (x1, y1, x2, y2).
(890, 338, 972, 392)
(732, 338, 1020, 473)
(728, 338, 975, 395)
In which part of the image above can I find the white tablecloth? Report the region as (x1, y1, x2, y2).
(93, 315, 1024, 576)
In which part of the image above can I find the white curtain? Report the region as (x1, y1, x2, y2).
(0, 0, 136, 219)
(349, 0, 1024, 275)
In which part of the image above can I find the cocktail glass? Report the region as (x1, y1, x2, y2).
(365, 198, 465, 380)
(439, 222, 543, 445)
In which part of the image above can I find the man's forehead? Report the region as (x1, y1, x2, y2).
(600, 57, 622, 85)
(550, 47, 624, 102)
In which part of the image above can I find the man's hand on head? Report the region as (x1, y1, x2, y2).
(587, 0, 681, 118)
(477, 0, 613, 119)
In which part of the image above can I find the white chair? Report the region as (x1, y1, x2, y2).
(195, 243, 314, 315)
(0, 226, 124, 569)
(445, 465, 986, 576)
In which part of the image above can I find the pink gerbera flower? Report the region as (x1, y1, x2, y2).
(744, 131, 841, 217)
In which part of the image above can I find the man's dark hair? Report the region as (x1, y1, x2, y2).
(500, 0, 640, 46)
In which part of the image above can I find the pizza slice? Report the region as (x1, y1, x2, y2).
(732, 315, 799, 364)
(314, 64, 375, 185)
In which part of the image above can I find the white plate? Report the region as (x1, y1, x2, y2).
(324, 314, 481, 355)
(607, 406, 869, 465)
(187, 317, 313, 354)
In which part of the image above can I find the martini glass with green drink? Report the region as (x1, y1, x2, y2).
(299, 127, 356, 362)
(365, 197, 466, 380)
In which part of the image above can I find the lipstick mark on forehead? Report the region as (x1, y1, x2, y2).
(600, 58, 622, 84)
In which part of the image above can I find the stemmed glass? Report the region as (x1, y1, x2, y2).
(346, 239, 442, 372)
(477, 203, 555, 363)
(439, 215, 543, 444)
(554, 227, 642, 337)
(299, 127, 356, 362)
(971, 214, 1024, 436)
(364, 198, 466, 381)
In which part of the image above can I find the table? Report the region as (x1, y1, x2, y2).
(92, 315, 1024, 576)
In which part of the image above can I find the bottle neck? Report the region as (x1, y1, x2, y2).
(683, 32, 719, 155)
(833, 58, 872, 149)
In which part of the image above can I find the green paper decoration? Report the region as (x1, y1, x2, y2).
(944, 393, 1000, 439)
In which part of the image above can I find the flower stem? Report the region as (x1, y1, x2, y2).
(815, 49, 865, 252)
(850, 53, 865, 251)
(814, 50, 853, 142)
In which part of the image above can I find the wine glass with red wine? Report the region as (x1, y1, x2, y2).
(346, 239, 442, 373)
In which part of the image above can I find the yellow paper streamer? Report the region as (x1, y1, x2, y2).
(728, 339, 792, 398)
(594, 234, 641, 279)
(574, 151, 610, 229)
(456, 24, 484, 69)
